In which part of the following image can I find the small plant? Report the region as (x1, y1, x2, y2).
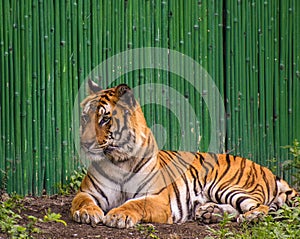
(43, 208, 67, 226)
(0, 168, 8, 193)
(267, 157, 278, 174)
(136, 223, 161, 239)
(57, 167, 87, 195)
(0, 194, 67, 238)
(69, 167, 87, 192)
(282, 139, 300, 190)
(204, 212, 236, 239)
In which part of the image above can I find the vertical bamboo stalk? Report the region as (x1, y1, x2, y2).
(66, 0, 76, 175)
(132, 0, 139, 89)
(238, 1, 249, 159)
(12, 0, 23, 194)
(0, 0, 5, 189)
(287, 0, 293, 146)
(38, 0, 46, 193)
(264, 0, 275, 169)
(60, 0, 69, 186)
(176, 0, 184, 150)
(251, 2, 259, 162)
(54, 0, 62, 191)
(70, 0, 81, 173)
(183, 0, 191, 151)
(139, 1, 152, 134)
(244, 0, 254, 160)
(105, 0, 112, 87)
(32, 0, 42, 194)
(257, 1, 267, 165)
(19, 0, 28, 194)
(24, 0, 33, 195)
(273, 0, 281, 162)
(286, 0, 295, 182)
(215, 0, 225, 152)
(191, 1, 201, 151)
(91, 1, 98, 70)
(43, 0, 53, 193)
(200, 0, 209, 151)
(233, 0, 240, 156)
(77, 0, 84, 88)
(207, 0, 215, 151)
(167, 0, 175, 148)
(4, 0, 13, 191)
(293, 0, 300, 142)
(224, 0, 232, 154)
(279, 0, 289, 165)
(161, 0, 169, 149)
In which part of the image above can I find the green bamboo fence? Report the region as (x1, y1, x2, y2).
(0, 0, 299, 195)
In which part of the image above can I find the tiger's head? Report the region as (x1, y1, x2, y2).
(80, 80, 158, 163)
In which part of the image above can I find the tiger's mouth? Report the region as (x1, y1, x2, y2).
(81, 142, 118, 155)
(103, 145, 118, 154)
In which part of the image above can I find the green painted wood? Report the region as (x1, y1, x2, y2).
(0, 0, 299, 195)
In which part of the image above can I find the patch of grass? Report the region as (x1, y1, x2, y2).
(204, 213, 236, 239)
(205, 199, 300, 239)
(0, 194, 67, 238)
(0, 194, 39, 239)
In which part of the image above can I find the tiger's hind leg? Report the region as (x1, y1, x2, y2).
(194, 202, 239, 223)
(235, 196, 270, 223)
(237, 204, 269, 223)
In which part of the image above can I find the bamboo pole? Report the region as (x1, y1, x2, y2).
(0, 0, 5, 189)
(279, 0, 289, 166)
(0, 0, 299, 195)
(294, 0, 300, 141)
(38, 0, 47, 193)
(54, 0, 62, 192)
(264, 0, 275, 169)
(12, 0, 22, 194)
(43, 0, 53, 193)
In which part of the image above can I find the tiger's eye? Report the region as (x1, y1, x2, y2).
(99, 117, 110, 126)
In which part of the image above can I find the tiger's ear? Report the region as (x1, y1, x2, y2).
(88, 79, 102, 94)
(116, 84, 136, 107)
(116, 84, 131, 97)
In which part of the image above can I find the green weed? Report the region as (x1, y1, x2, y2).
(205, 201, 300, 239)
(43, 208, 67, 226)
(282, 139, 300, 190)
(136, 223, 161, 239)
(204, 213, 236, 239)
(0, 194, 39, 239)
(57, 167, 87, 195)
(0, 194, 67, 238)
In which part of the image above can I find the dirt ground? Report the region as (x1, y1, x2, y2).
(0, 194, 233, 239)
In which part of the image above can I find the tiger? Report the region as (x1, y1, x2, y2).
(71, 80, 298, 228)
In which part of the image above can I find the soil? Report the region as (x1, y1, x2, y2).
(0, 194, 233, 239)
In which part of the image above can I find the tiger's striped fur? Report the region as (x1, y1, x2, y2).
(71, 81, 298, 228)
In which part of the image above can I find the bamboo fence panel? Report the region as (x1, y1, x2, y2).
(0, 0, 299, 195)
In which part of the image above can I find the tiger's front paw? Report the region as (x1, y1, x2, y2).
(104, 208, 140, 228)
(72, 205, 104, 227)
